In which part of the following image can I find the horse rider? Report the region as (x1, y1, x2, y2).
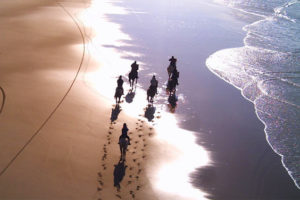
(150, 75, 158, 94)
(131, 61, 139, 72)
(169, 56, 177, 68)
(117, 75, 124, 88)
(117, 75, 124, 93)
(119, 123, 131, 145)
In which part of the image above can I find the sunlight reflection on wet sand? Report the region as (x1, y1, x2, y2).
(80, 0, 211, 199)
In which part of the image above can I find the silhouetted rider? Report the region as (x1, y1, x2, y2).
(119, 123, 130, 145)
(131, 61, 139, 72)
(117, 75, 124, 88)
(150, 75, 158, 94)
(169, 56, 177, 68)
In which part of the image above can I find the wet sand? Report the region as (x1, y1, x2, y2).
(0, 1, 159, 199)
(1, 0, 300, 200)
(99, 0, 300, 199)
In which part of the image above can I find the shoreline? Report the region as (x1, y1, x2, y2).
(1, 0, 299, 200)
(99, 0, 300, 199)
(0, 1, 159, 199)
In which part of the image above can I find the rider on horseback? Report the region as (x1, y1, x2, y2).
(131, 61, 139, 73)
(169, 56, 177, 68)
(119, 123, 131, 145)
(117, 75, 124, 94)
(117, 75, 124, 87)
(150, 75, 158, 94)
(131, 61, 139, 78)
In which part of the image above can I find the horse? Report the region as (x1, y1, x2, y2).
(128, 70, 138, 88)
(119, 137, 130, 161)
(167, 65, 175, 79)
(114, 86, 124, 104)
(147, 85, 157, 103)
(167, 78, 177, 94)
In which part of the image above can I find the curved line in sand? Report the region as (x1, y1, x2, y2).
(0, 2, 86, 177)
(0, 86, 5, 114)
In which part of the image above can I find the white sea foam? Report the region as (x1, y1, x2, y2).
(208, 0, 300, 189)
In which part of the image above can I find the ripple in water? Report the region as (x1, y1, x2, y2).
(207, 0, 300, 189)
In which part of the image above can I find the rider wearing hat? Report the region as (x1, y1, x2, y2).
(169, 56, 177, 68)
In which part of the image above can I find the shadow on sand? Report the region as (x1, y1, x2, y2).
(113, 160, 127, 191)
(144, 104, 156, 122)
(110, 104, 121, 122)
(125, 90, 135, 103)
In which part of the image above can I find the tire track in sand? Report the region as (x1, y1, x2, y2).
(0, 86, 5, 114)
(0, 2, 86, 177)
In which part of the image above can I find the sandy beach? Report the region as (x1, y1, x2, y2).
(1, 0, 300, 200)
(97, 0, 300, 199)
(0, 1, 160, 199)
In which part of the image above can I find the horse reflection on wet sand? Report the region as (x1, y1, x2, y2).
(110, 104, 121, 122)
(125, 88, 136, 103)
(144, 104, 156, 122)
(168, 92, 178, 112)
(113, 160, 127, 191)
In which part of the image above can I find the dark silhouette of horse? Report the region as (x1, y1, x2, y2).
(128, 70, 138, 88)
(114, 86, 123, 103)
(113, 160, 127, 191)
(167, 78, 177, 94)
(147, 85, 157, 103)
(110, 104, 121, 122)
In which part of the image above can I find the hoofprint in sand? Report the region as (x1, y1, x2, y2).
(96, 107, 159, 200)
(0, 1, 210, 200)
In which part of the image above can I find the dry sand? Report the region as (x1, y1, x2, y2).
(0, 1, 160, 199)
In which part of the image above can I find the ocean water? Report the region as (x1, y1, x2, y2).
(207, 0, 300, 189)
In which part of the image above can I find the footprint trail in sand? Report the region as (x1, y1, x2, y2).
(96, 103, 160, 200)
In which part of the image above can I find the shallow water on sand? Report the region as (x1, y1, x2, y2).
(81, 0, 300, 199)
(80, 0, 212, 199)
(207, 0, 300, 190)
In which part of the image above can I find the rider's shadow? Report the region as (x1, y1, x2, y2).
(125, 90, 135, 103)
(110, 104, 121, 122)
(144, 104, 156, 122)
(113, 160, 127, 191)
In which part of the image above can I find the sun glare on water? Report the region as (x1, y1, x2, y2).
(80, 0, 211, 199)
